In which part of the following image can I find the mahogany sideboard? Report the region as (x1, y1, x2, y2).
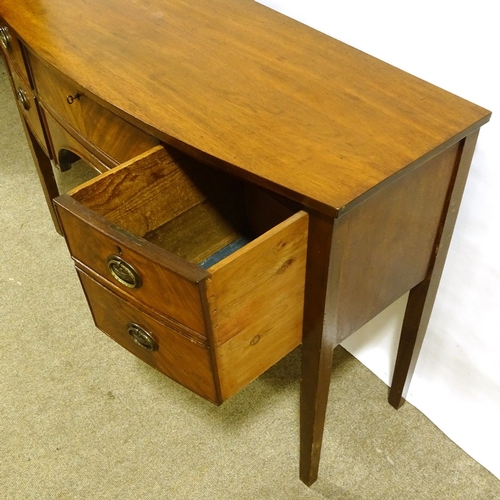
(1, 0, 491, 486)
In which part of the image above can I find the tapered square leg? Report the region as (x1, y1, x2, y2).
(390, 130, 480, 409)
(25, 126, 62, 233)
(299, 213, 342, 486)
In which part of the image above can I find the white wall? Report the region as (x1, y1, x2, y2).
(258, 0, 500, 479)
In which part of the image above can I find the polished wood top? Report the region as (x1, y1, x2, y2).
(1, 0, 490, 215)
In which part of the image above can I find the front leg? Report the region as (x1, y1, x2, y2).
(300, 211, 346, 486)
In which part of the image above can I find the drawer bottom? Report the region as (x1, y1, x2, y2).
(77, 268, 219, 403)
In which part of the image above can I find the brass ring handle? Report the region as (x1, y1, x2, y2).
(0, 27, 11, 52)
(106, 255, 142, 288)
(66, 93, 81, 104)
(127, 323, 158, 351)
(16, 88, 30, 111)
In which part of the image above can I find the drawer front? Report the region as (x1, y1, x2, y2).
(0, 22, 30, 84)
(43, 111, 111, 173)
(55, 195, 208, 336)
(29, 54, 158, 163)
(10, 69, 48, 154)
(77, 269, 218, 403)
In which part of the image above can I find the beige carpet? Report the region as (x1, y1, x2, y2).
(1, 56, 499, 500)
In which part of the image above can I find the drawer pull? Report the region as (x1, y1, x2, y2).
(127, 323, 159, 351)
(66, 93, 81, 104)
(107, 255, 142, 288)
(0, 26, 11, 52)
(16, 88, 30, 111)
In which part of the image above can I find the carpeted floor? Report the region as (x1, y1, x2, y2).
(1, 56, 499, 500)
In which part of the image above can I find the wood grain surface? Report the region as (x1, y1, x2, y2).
(1, 0, 490, 214)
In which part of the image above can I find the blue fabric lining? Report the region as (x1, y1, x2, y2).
(198, 236, 251, 269)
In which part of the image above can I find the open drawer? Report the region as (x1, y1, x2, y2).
(54, 145, 308, 404)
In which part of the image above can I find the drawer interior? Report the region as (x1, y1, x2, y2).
(71, 145, 296, 269)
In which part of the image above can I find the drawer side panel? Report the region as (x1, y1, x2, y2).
(206, 211, 309, 401)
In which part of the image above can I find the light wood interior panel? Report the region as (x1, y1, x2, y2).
(206, 211, 309, 400)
